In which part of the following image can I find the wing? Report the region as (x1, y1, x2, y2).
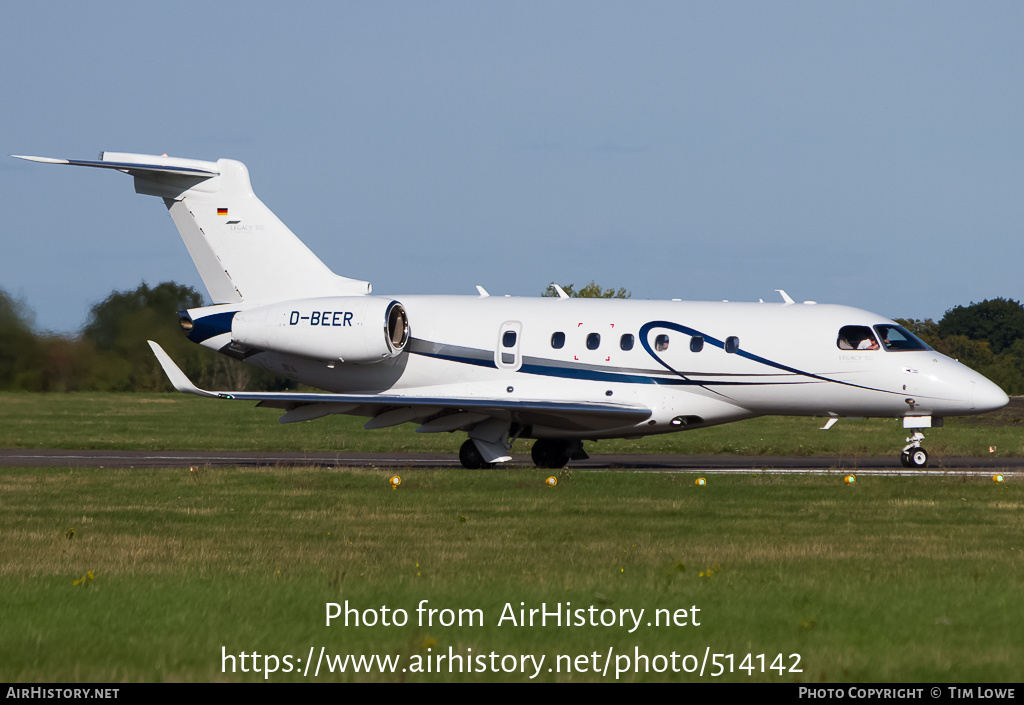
(148, 341, 652, 433)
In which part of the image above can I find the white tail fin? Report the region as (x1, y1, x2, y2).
(15, 152, 371, 304)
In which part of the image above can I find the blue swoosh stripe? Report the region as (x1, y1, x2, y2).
(637, 320, 895, 394)
(410, 323, 902, 396)
(411, 345, 814, 387)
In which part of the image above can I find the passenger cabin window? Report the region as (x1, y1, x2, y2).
(501, 330, 517, 364)
(551, 332, 565, 349)
(874, 324, 931, 352)
(690, 336, 704, 353)
(725, 336, 740, 354)
(837, 325, 880, 350)
(655, 334, 669, 351)
(620, 334, 634, 351)
(587, 333, 601, 350)
(496, 321, 523, 370)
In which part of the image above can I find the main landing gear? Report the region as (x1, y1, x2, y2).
(459, 439, 495, 469)
(458, 437, 589, 469)
(900, 431, 928, 468)
(530, 439, 589, 469)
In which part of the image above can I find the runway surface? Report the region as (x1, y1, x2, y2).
(1, 449, 1021, 477)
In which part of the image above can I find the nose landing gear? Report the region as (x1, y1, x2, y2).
(899, 416, 942, 469)
(900, 431, 928, 468)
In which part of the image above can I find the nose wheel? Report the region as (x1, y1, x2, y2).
(900, 432, 929, 468)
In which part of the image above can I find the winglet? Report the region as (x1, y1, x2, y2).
(147, 341, 220, 398)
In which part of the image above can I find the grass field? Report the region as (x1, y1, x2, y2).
(1, 393, 1020, 682)
(1, 465, 1021, 682)
(1, 392, 1023, 458)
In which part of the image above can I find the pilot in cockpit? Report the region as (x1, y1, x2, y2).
(858, 335, 879, 350)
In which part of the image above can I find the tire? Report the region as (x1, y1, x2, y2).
(907, 448, 929, 468)
(459, 439, 494, 469)
(531, 439, 569, 469)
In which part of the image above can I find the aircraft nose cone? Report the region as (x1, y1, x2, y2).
(973, 377, 1009, 412)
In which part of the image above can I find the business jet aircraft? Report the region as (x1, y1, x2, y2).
(16, 152, 1009, 469)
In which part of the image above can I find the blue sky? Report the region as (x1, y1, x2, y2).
(3, 2, 1022, 333)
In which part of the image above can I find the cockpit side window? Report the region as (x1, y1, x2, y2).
(838, 325, 879, 350)
(873, 324, 931, 352)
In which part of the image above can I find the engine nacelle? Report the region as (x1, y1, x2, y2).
(231, 296, 409, 363)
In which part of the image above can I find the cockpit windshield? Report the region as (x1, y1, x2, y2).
(838, 324, 931, 352)
(873, 324, 931, 352)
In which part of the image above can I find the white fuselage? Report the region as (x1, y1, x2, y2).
(191, 296, 1006, 440)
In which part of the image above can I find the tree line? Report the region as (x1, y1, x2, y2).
(2, 281, 1023, 395)
(0, 282, 291, 392)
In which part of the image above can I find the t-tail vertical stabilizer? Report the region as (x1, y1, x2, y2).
(13, 152, 371, 304)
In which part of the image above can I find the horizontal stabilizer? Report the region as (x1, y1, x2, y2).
(14, 153, 219, 178)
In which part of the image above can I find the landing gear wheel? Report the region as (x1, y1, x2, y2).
(531, 439, 569, 469)
(905, 448, 929, 468)
(901, 429, 929, 469)
(459, 439, 494, 469)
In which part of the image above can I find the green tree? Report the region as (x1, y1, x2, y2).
(0, 290, 43, 389)
(85, 281, 203, 351)
(894, 318, 941, 348)
(542, 281, 631, 298)
(34, 334, 119, 393)
(82, 282, 206, 391)
(82, 281, 297, 392)
(938, 298, 1024, 354)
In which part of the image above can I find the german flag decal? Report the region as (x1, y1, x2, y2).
(217, 207, 228, 216)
